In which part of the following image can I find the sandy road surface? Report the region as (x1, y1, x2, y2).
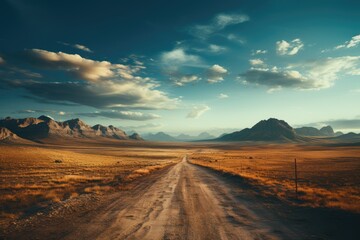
(60, 156, 299, 240)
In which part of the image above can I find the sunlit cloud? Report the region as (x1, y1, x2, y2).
(59, 42, 93, 53)
(335, 34, 360, 49)
(249, 58, 265, 66)
(160, 47, 201, 67)
(207, 64, 228, 83)
(276, 38, 304, 56)
(1, 49, 178, 110)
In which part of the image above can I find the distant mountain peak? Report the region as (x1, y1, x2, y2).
(0, 116, 143, 143)
(218, 118, 299, 142)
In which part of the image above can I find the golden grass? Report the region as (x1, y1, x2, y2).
(0, 145, 183, 224)
(189, 144, 360, 213)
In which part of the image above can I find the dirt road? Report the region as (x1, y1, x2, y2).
(7, 155, 358, 240)
(57, 156, 299, 240)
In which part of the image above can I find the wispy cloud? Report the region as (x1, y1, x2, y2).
(251, 49, 267, 55)
(226, 34, 245, 44)
(79, 110, 160, 121)
(276, 38, 304, 56)
(59, 42, 93, 53)
(218, 93, 229, 99)
(186, 105, 210, 118)
(13, 109, 66, 116)
(207, 64, 228, 83)
(335, 34, 360, 49)
(189, 13, 249, 38)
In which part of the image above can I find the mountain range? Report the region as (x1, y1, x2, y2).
(0, 115, 143, 143)
(143, 132, 216, 142)
(294, 126, 343, 137)
(1, 116, 358, 144)
(216, 118, 358, 143)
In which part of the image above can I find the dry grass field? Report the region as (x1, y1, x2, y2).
(189, 144, 360, 213)
(0, 143, 183, 226)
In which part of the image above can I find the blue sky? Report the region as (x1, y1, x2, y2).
(0, 0, 359, 135)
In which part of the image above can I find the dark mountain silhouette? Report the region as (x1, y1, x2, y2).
(0, 116, 143, 142)
(217, 118, 303, 142)
(143, 132, 178, 142)
(295, 126, 343, 137)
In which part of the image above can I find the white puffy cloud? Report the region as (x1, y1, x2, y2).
(252, 49, 267, 55)
(190, 13, 249, 38)
(207, 64, 228, 83)
(240, 56, 360, 90)
(160, 48, 200, 66)
(186, 105, 210, 119)
(335, 34, 360, 49)
(218, 93, 229, 99)
(79, 110, 160, 121)
(276, 38, 304, 56)
(249, 59, 265, 66)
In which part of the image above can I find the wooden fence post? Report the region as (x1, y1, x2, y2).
(294, 158, 298, 198)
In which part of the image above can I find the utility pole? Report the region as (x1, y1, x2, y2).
(294, 158, 298, 198)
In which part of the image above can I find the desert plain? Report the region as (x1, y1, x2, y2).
(1, 140, 359, 240)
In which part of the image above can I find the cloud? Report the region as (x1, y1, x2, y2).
(218, 93, 229, 99)
(186, 105, 210, 118)
(25, 49, 116, 81)
(0, 56, 5, 64)
(249, 59, 265, 66)
(209, 44, 227, 53)
(73, 44, 93, 53)
(160, 48, 200, 66)
(2, 49, 178, 110)
(207, 64, 228, 83)
(14, 109, 66, 116)
(79, 110, 160, 121)
(335, 34, 360, 49)
(189, 13, 249, 38)
(252, 49, 267, 55)
(226, 34, 245, 44)
(276, 38, 304, 55)
(59, 42, 93, 53)
(172, 74, 200, 86)
(240, 56, 360, 90)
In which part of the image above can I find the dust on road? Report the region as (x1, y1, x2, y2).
(64, 156, 299, 240)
